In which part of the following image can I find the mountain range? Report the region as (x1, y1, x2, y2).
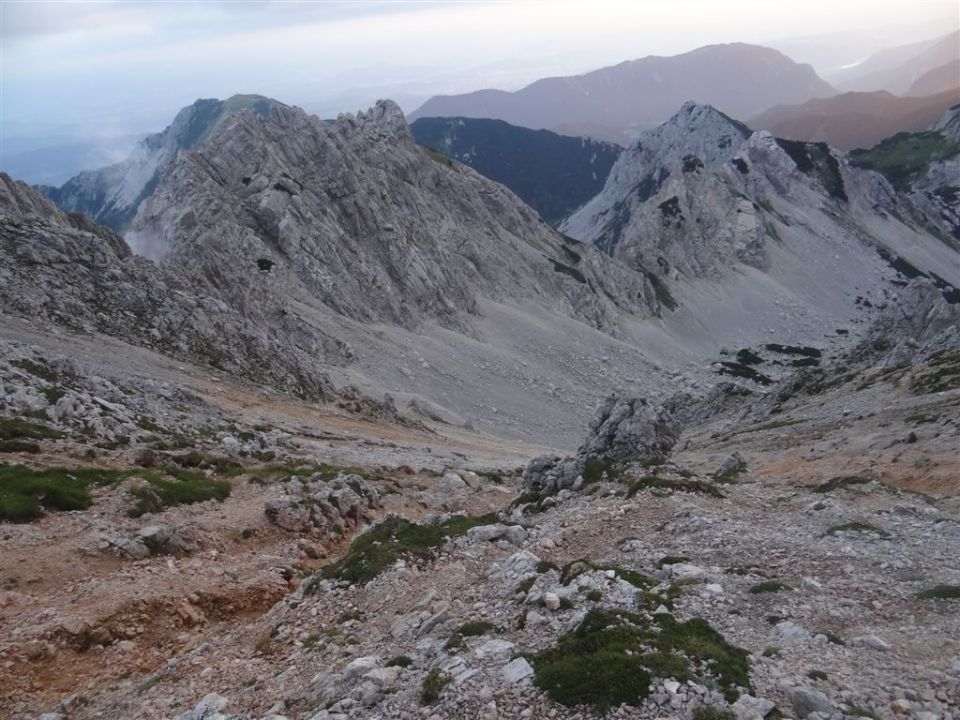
(9, 91, 960, 444)
(408, 43, 836, 143)
(833, 31, 959, 94)
(749, 90, 960, 151)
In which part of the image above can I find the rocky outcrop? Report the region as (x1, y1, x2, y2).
(265, 473, 380, 534)
(0, 174, 337, 399)
(561, 102, 960, 363)
(579, 395, 683, 463)
(522, 393, 683, 493)
(849, 278, 960, 366)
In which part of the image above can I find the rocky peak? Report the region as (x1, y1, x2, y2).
(560, 102, 751, 246)
(42, 94, 287, 232)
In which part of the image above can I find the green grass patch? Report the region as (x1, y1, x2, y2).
(0, 440, 41, 454)
(531, 608, 751, 713)
(10, 358, 62, 384)
(582, 457, 623, 485)
(0, 464, 102, 520)
(911, 350, 960, 395)
(917, 584, 960, 600)
(626, 475, 724, 499)
(657, 555, 691, 568)
(386, 655, 413, 668)
(848, 706, 881, 720)
(749, 581, 789, 594)
(693, 708, 735, 720)
(850, 130, 960, 191)
(0, 418, 63, 442)
(128, 467, 231, 516)
(309, 512, 496, 588)
(420, 668, 450, 705)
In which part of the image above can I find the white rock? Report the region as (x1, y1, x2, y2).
(501, 657, 534, 683)
(342, 656, 379, 681)
(473, 639, 516, 661)
(543, 592, 561, 611)
(363, 666, 401, 688)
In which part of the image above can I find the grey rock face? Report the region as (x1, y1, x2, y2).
(562, 102, 960, 328)
(579, 394, 683, 463)
(265, 473, 380, 535)
(2, 100, 663, 405)
(715, 452, 748, 478)
(44, 95, 286, 232)
(129, 100, 657, 333)
(791, 688, 836, 718)
(851, 278, 960, 366)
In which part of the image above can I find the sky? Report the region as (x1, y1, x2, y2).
(2, 0, 958, 144)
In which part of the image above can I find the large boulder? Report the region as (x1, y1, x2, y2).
(579, 395, 683, 463)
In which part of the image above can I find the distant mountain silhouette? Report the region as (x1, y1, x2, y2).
(409, 43, 835, 143)
(749, 90, 960, 151)
(835, 31, 959, 94)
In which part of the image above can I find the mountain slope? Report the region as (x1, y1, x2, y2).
(4, 100, 673, 445)
(836, 31, 960, 94)
(410, 117, 621, 224)
(850, 105, 960, 242)
(42, 95, 286, 232)
(748, 90, 960, 151)
(408, 44, 835, 143)
(907, 60, 960, 96)
(561, 102, 960, 367)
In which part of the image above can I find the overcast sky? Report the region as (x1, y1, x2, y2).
(2, 0, 958, 142)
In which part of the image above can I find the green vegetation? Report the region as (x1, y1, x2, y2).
(582, 456, 623, 485)
(808, 669, 828, 681)
(128, 468, 231, 516)
(762, 647, 781, 658)
(916, 584, 960, 600)
(0, 440, 41, 454)
(0, 464, 134, 521)
(446, 620, 495, 651)
(10, 358, 63, 383)
(657, 555, 691, 568)
(848, 706, 881, 720)
(849, 130, 960, 191)
(423, 146, 456, 169)
(456, 620, 495, 637)
(386, 655, 413, 668)
(531, 608, 751, 713)
(0, 417, 63, 443)
(692, 708, 735, 720)
(626, 475, 724, 499)
(749, 581, 789, 594)
(559, 559, 655, 589)
(911, 350, 960, 395)
(586, 589, 603, 602)
(813, 475, 871, 493)
(308, 513, 499, 588)
(420, 669, 450, 705)
(825, 522, 889, 538)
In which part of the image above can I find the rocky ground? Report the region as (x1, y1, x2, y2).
(2, 300, 958, 720)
